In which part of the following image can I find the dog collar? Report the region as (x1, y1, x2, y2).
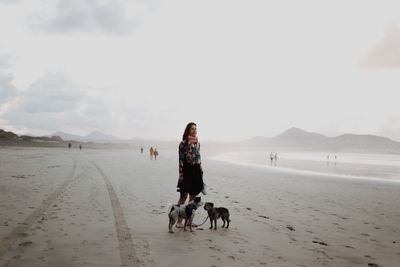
(185, 203, 197, 218)
(187, 203, 197, 210)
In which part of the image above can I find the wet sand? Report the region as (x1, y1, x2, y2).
(213, 151, 400, 181)
(1, 147, 399, 266)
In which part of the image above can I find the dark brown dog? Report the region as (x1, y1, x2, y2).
(204, 202, 230, 229)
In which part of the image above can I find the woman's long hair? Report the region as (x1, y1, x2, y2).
(182, 122, 197, 141)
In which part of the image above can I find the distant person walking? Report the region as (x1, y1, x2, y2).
(154, 149, 159, 160)
(269, 152, 274, 165)
(176, 122, 204, 228)
(149, 147, 154, 160)
(140, 147, 144, 154)
(79, 145, 82, 150)
(274, 152, 278, 166)
(68, 143, 71, 149)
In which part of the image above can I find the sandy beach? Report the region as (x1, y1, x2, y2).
(1, 146, 400, 267)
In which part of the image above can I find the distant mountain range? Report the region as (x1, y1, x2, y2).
(0, 129, 64, 144)
(0, 129, 120, 143)
(2, 127, 400, 153)
(51, 131, 120, 143)
(243, 127, 400, 153)
(0, 129, 126, 148)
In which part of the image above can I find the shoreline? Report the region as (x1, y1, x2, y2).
(209, 152, 400, 183)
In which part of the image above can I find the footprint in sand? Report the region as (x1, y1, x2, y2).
(209, 246, 222, 252)
(286, 226, 295, 231)
(11, 175, 27, 179)
(18, 241, 33, 247)
(312, 240, 328, 246)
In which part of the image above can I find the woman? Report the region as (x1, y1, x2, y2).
(176, 122, 204, 228)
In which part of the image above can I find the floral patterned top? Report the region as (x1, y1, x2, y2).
(179, 140, 202, 179)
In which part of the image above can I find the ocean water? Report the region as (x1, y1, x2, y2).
(211, 151, 400, 181)
(275, 152, 400, 167)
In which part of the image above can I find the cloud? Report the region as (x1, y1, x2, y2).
(0, 0, 21, 4)
(15, 72, 85, 113)
(0, 54, 12, 70)
(361, 24, 400, 69)
(377, 116, 400, 141)
(28, 0, 144, 35)
(0, 73, 18, 105)
(3, 72, 117, 134)
(0, 55, 18, 105)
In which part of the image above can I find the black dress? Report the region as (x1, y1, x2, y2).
(180, 161, 203, 195)
(177, 140, 203, 196)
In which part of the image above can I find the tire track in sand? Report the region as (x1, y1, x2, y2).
(92, 162, 139, 267)
(0, 159, 77, 259)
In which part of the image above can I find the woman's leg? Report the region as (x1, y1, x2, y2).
(176, 192, 188, 227)
(178, 192, 188, 204)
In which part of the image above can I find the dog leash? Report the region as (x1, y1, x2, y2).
(194, 215, 209, 227)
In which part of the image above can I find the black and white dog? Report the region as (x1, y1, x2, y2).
(168, 197, 203, 233)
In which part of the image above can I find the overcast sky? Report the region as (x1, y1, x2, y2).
(1, 0, 400, 141)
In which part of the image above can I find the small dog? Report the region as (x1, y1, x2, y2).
(168, 196, 203, 233)
(204, 202, 231, 230)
